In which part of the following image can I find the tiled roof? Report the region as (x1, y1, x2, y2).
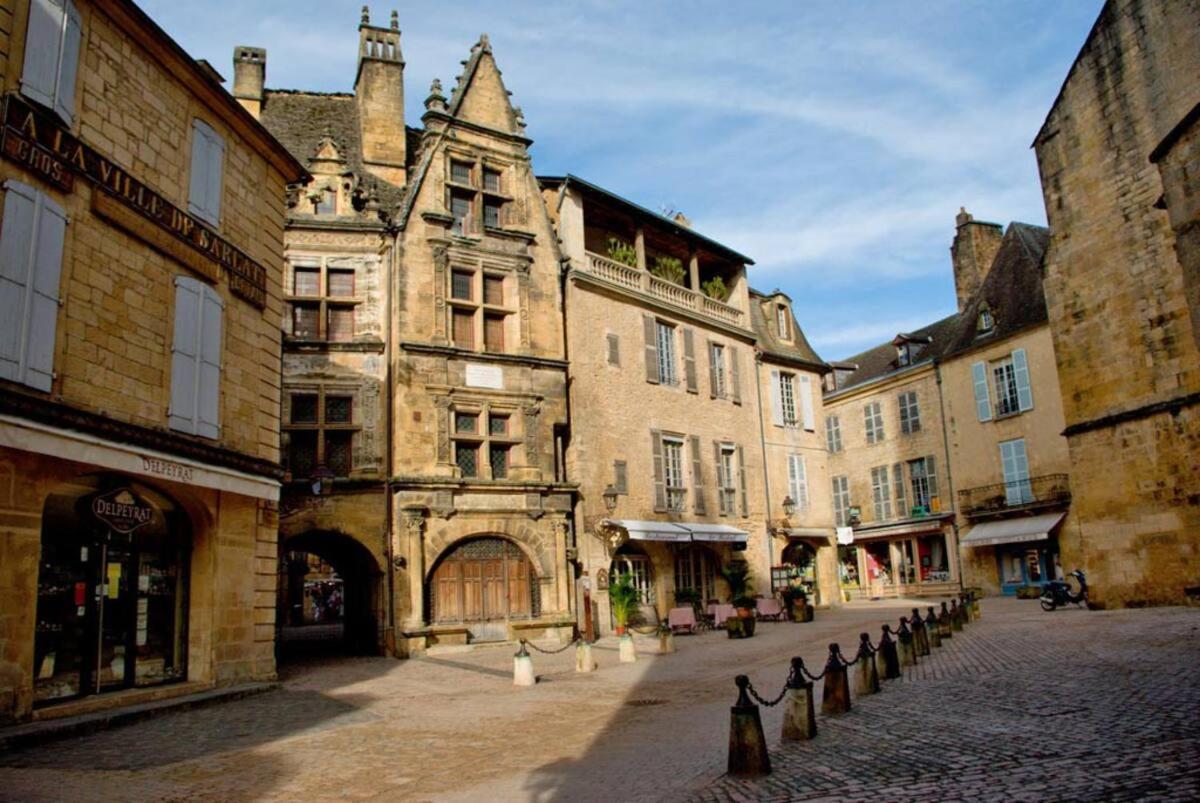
(833, 314, 960, 391)
(748, 288, 828, 371)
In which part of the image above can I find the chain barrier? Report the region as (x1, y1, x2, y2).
(800, 662, 827, 682)
(627, 624, 662, 635)
(520, 637, 582, 655)
(745, 662, 795, 708)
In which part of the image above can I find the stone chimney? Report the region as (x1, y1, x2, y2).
(950, 207, 1003, 311)
(355, 7, 406, 187)
(231, 46, 265, 119)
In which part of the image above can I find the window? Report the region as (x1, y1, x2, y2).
(452, 309, 474, 349)
(483, 168, 502, 193)
(832, 475, 851, 528)
(450, 191, 473, 236)
(908, 456, 939, 513)
(312, 188, 336, 215)
(483, 275, 504, 306)
(169, 276, 223, 439)
(871, 466, 892, 520)
(864, 401, 884, 443)
(892, 462, 907, 515)
(449, 404, 519, 480)
(188, 119, 224, 226)
(973, 349, 1032, 421)
(992, 356, 1020, 416)
(489, 444, 510, 479)
(284, 389, 358, 477)
(1000, 438, 1033, 505)
(483, 313, 505, 351)
(779, 372, 797, 426)
(897, 343, 912, 367)
(448, 268, 512, 353)
(450, 160, 473, 185)
(825, 415, 842, 453)
(787, 454, 809, 512)
(613, 460, 628, 494)
(709, 342, 727, 398)
(716, 444, 737, 515)
(898, 391, 921, 434)
(656, 321, 677, 385)
(675, 546, 716, 602)
(446, 157, 507, 235)
(662, 436, 686, 511)
(287, 259, 359, 342)
(451, 270, 473, 300)
(0, 180, 67, 392)
(606, 333, 620, 366)
(455, 442, 479, 477)
(21, 0, 82, 125)
(483, 199, 502, 228)
(776, 305, 790, 339)
(978, 307, 994, 333)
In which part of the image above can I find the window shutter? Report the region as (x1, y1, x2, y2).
(650, 430, 666, 511)
(206, 128, 225, 223)
(606, 333, 619, 366)
(926, 454, 938, 501)
(787, 454, 798, 502)
(196, 285, 223, 439)
(53, 0, 82, 125)
(613, 460, 627, 494)
(21, 0, 63, 110)
(799, 374, 815, 431)
(643, 314, 659, 384)
(729, 347, 741, 404)
(893, 462, 906, 515)
(169, 277, 203, 434)
(1011, 348, 1034, 411)
(0, 182, 38, 383)
(25, 190, 67, 391)
(189, 120, 224, 225)
(972, 361, 992, 422)
(682, 327, 698, 393)
(898, 394, 910, 434)
(737, 444, 748, 517)
(689, 435, 705, 514)
(1000, 440, 1018, 505)
(713, 441, 727, 515)
(707, 341, 718, 398)
(770, 368, 784, 426)
(796, 455, 809, 511)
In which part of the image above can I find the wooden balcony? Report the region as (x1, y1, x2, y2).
(581, 251, 745, 328)
(957, 474, 1071, 519)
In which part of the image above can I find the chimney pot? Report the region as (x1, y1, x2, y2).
(232, 46, 266, 119)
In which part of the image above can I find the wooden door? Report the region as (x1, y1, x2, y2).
(507, 556, 531, 617)
(482, 559, 506, 620)
(461, 560, 484, 621)
(433, 560, 462, 623)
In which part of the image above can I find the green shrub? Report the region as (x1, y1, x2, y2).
(609, 573, 641, 627)
(650, 255, 686, 284)
(605, 237, 638, 267)
(701, 276, 729, 301)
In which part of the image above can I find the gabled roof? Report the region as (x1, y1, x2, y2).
(748, 288, 828, 372)
(831, 313, 960, 393)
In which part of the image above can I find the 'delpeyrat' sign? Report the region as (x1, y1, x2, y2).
(1, 94, 267, 309)
(91, 488, 155, 534)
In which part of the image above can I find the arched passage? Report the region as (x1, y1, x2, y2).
(278, 530, 382, 660)
(426, 536, 539, 641)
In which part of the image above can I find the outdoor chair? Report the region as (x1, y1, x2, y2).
(667, 606, 697, 634)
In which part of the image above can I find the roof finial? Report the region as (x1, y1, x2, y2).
(390, 10, 399, 30)
(513, 105, 526, 133)
(956, 206, 973, 227)
(361, 5, 369, 25)
(479, 33, 491, 52)
(425, 78, 447, 113)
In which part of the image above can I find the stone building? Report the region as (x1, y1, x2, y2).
(544, 174, 774, 630)
(1032, 0, 1200, 607)
(0, 0, 304, 723)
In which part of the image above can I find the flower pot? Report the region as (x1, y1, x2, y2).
(736, 607, 754, 619)
(614, 624, 627, 636)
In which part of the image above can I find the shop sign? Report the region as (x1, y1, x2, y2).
(836, 526, 854, 545)
(0, 94, 267, 309)
(91, 488, 154, 534)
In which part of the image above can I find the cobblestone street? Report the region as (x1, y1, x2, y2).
(1, 598, 1197, 802)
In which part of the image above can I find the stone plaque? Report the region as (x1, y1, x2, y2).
(465, 362, 503, 389)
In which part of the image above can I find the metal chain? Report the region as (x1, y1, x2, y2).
(746, 677, 789, 708)
(521, 637, 581, 655)
(800, 663, 827, 682)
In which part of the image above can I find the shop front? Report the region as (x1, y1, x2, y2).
(840, 515, 958, 599)
(960, 512, 1065, 596)
(771, 528, 838, 607)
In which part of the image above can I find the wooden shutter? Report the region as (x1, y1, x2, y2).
(189, 120, 224, 225)
(925, 455, 938, 502)
(26, 189, 67, 392)
(795, 455, 809, 511)
(689, 435, 705, 514)
(606, 333, 619, 366)
(1011, 348, 1034, 411)
(769, 368, 784, 426)
(972, 361, 992, 421)
(53, 0, 81, 124)
(737, 444, 748, 516)
(21, 0, 63, 110)
(197, 285, 223, 439)
(506, 556, 531, 617)
(643, 314, 659, 384)
(169, 277, 202, 434)
(729, 347, 741, 404)
(799, 374, 815, 431)
(707, 341, 719, 398)
(893, 462, 906, 515)
(613, 460, 627, 494)
(713, 442, 727, 515)
(682, 327, 698, 393)
(651, 430, 666, 511)
(0, 183, 37, 383)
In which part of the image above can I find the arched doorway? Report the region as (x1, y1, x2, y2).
(427, 537, 539, 642)
(33, 476, 189, 705)
(610, 544, 656, 625)
(278, 530, 382, 660)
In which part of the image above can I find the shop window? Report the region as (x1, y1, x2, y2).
(284, 389, 358, 478)
(674, 546, 717, 603)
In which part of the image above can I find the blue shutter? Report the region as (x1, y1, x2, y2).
(0, 182, 39, 383)
(53, 0, 82, 125)
(1011, 348, 1034, 412)
(197, 285, 223, 439)
(169, 277, 202, 434)
(21, 0, 63, 110)
(188, 120, 223, 225)
(972, 361, 992, 422)
(26, 191, 67, 391)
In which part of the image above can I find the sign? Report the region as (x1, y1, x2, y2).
(140, 456, 195, 483)
(464, 362, 503, 389)
(1, 95, 268, 309)
(836, 526, 854, 545)
(91, 488, 154, 534)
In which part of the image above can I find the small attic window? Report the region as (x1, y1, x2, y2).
(977, 307, 995, 334)
(896, 343, 911, 367)
(776, 305, 790, 340)
(314, 188, 336, 215)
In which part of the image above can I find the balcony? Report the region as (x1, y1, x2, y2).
(582, 251, 745, 328)
(957, 474, 1071, 519)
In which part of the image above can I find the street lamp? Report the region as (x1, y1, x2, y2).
(782, 495, 796, 518)
(310, 465, 336, 497)
(602, 484, 619, 514)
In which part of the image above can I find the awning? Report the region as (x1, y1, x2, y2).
(603, 519, 692, 542)
(783, 527, 835, 541)
(961, 513, 1065, 548)
(680, 523, 749, 543)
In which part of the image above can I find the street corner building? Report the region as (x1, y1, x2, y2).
(242, 11, 576, 656)
(0, 0, 305, 723)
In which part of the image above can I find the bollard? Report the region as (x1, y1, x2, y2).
(950, 599, 964, 632)
(939, 602, 954, 639)
(877, 624, 901, 680)
(820, 643, 852, 716)
(971, 593, 982, 621)
(659, 622, 676, 655)
(513, 640, 536, 686)
(853, 633, 880, 696)
(925, 606, 942, 649)
(960, 594, 973, 626)
(911, 608, 931, 657)
(575, 640, 596, 673)
(781, 656, 817, 741)
(728, 675, 771, 777)
(896, 617, 918, 668)
(618, 633, 637, 663)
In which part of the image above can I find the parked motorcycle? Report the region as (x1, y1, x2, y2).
(1040, 569, 1088, 611)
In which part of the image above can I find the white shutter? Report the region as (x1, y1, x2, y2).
(799, 374, 815, 431)
(770, 368, 784, 426)
(972, 361, 992, 422)
(188, 120, 224, 225)
(787, 454, 799, 503)
(205, 128, 224, 223)
(169, 277, 202, 434)
(796, 455, 809, 511)
(53, 0, 82, 125)
(21, 0, 64, 110)
(26, 192, 67, 391)
(197, 285, 223, 439)
(0, 182, 39, 383)
(1011, 348, 1034, 412)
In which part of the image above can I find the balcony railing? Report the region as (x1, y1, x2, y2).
(582, 251, 745, 328)
(957, 474, 1071, 518)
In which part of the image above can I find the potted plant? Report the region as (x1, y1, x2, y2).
(609, 573, 641, 636)
(779, 586, 803, 621)
(720, 562, 755, 618)
(650, 255, 686, 285)
(605, 237, 638, 268)
(674, 587, 701, 607)
(701, 275, 729, 302)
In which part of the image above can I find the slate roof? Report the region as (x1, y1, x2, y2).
(832, 313, 960, 392)
(748, 288, 828, 372)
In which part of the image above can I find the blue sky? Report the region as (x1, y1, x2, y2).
(144, 0, 1102, 360)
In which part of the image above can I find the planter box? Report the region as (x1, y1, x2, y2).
(1016, 585, 1043, 599)
(726, 617, 756, 639)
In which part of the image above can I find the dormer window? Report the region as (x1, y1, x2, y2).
(978, 307, 995, 334)
(313, 188, 336, 215)
(897, 343, 911, 367)
(776, 305, 790, 340)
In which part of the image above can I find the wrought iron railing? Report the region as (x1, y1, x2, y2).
(957, 473, 1071, 516)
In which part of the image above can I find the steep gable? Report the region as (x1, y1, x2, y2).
(448, 36, 522, 135)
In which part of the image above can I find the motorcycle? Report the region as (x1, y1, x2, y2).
(1040, 569, 1088, 611)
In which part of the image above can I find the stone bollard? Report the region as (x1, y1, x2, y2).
(659, 622, 676, 654)
(925, 606, 942, 649)
(877, 624, 901, 680)
(575, 640, 596, 673)
(950, 600, 964, 632)
(728, 675, 772, 777)
(939, 602, 954, 639)
(911, 608, 931, 657)
(513, 640, 536, 686)
(820, 643, 852, 716)
(782, 657, 817, 741)
(618, 633, 637, 663)
(853, 633, 880, 696)
(960, 594, 974, 625)
(972, 594, 982, 621)
(896, 617, 918, 668)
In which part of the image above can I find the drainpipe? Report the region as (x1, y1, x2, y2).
(934, 362, 964, 593)
(383, 225, 398, 652)
(752, 352, 775, 571)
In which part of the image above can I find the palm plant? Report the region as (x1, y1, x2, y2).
(609, 573, 641, 633)
(720, 562, 755, 609)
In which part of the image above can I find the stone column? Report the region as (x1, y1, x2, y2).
(400, 508, 427, 632)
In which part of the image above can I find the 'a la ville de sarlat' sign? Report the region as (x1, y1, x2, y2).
(1, 94, 267, 309)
